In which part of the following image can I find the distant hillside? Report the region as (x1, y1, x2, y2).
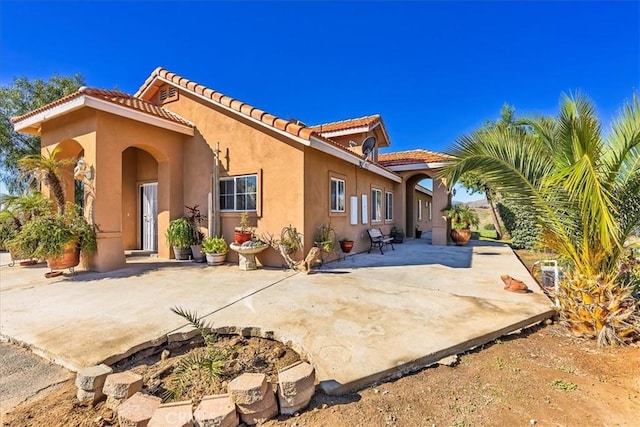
(465, 199, 489, 209)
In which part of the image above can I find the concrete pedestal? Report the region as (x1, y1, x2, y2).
(229, 244, 268, 271)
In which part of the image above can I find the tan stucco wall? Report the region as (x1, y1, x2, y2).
(413, 189, 433, 234)
(122, 148, 159, 249)
(40, 108, 185, 271)
(397, 171, 450, 245)
(161, 91, 305, 267)
(303, 148, 401, 258)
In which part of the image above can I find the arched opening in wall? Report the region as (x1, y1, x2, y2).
(122, 146, 159, 253)
(54, 139, 85, 212)
(405, 173, 434, 240)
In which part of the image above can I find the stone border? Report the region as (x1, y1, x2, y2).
(78, 363, 317, 426)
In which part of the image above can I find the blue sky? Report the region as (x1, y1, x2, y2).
(1, 1, 639, 201)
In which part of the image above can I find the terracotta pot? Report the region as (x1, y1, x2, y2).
(205, 252, 226, 266)
(47, 242, 80, 270)
(450, 228, 471, 246)
(234, 231, 252, 244)
(173, 246, 192, 260)
(339, 240, 354, 253)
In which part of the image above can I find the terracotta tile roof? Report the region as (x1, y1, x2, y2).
(308, 114, 382, 133)
(11, 87, 193, 128)
(135, 67, 319, 141)
(378, 149, 453, 167)
(134, 67, 402, 177)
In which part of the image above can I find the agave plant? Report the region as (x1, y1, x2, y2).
(440, 92, 640, 344)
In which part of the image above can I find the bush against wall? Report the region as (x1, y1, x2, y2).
(497, 200, 540, 249)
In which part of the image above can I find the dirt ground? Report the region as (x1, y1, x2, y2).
(2, 323, 639, 427)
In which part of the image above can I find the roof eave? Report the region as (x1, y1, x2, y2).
(13, 95, 194, 136)
(151, 75, 312, 146)
(384, 161, 450, 172)
(310, 136, 401, 183)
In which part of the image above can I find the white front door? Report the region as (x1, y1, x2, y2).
(140, 183, 158, 251)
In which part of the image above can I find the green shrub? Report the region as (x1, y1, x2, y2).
(202, 236, 228, 254)
(497, 200, 540, 249)
(483, 223, 495, 231)
(165, 218, 194, 249)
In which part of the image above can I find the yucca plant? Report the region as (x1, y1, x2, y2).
(441, 92, 640, 344)
(163, 307, 227, 401)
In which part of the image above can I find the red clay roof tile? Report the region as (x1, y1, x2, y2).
(378, 149, 453, 167)
(11, 87, 192, 128)
(132, 67, 399, 176)
(309, 114, 381, 133)
(273, 118, 288, 131)
(240, 104, 254, 116)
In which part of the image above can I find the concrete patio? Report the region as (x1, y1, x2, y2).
(0, 238, 554, 395)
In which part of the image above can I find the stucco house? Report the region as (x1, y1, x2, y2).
(11, 67, 452, 272)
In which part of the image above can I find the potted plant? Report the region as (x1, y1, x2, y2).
(0, 192, 52, 265)
(8, 202, 97, 274)
(202, 235, 228, 266)
(339, 237, 355, 253)
(415, 224, 422, 239)
(442, 204, 480, 245)
(166, 218, 195, 260)
(186, 205, 206, 263)
(314, 222, 335, 253)
(390, 227, 405, 243)
(13, 149, 96, 275)
(234, 212, 253, 244)
(279, 225, 302, 254)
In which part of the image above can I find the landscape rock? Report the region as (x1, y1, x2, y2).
(105, 395, 127, 411)
(228, 373, 268, 405)
(103, 372, 143, 399)
(76, 388, 105, 404)
(277, 361, 315, 414)
(117, 392, 162, 427)
(193, 394, 238, 427)
(75, 364, 113, 392)
(148, 400, 193, 427)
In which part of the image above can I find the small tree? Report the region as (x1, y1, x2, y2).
(0, 75, 84, 193)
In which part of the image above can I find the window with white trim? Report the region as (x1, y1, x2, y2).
(220, 174, 257, 211)
(428, 201, 432, 220)
(371, 188, 383, 222)
(418, 198, 423, 220)
(330, 178, 346, 212)
(385, 192, 393, 221)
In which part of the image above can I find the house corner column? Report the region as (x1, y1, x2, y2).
(431, 178, 450, 246)
(84, 143, 126, 272)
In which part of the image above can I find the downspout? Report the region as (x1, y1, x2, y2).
(213, 141, 221, 237)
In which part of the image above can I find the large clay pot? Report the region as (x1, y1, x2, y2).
(234, 231, 252, 244)
(339, 240, 354, 253)
(450, 228, 471, 246)
(173, 246, 192, 260)
(47, 242, 80, 270)
(205, 252, 226, 266)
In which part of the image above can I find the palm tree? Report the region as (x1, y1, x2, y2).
(440, 92, 640, 345)
(17, 147, 74, 214)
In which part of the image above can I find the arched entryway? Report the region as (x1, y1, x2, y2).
(54, 139, 85, 209)
(122, 147, 160, 253)
(404, 173, 434, 239)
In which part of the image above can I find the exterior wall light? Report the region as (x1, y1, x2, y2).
(74, 157, 93, 181)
